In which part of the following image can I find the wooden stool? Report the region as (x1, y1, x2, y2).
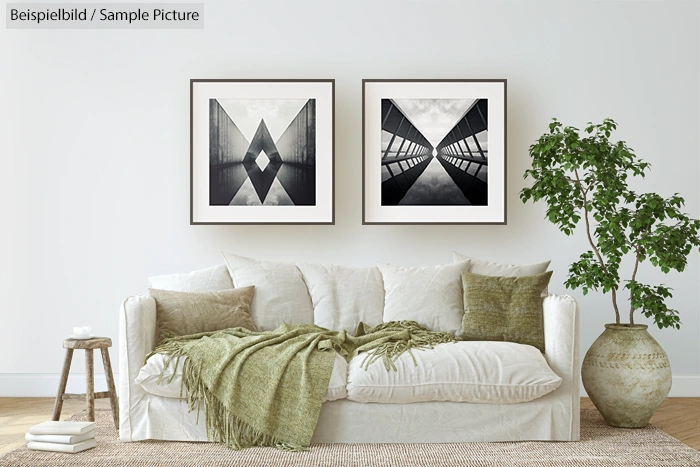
(51, 337, 119, 429)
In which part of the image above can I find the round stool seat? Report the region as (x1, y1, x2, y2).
(63, 337, 112, 350)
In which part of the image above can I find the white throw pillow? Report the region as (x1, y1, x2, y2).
(346, 341, 561, 404)
(148, 265, 233, 292)
(377, 260, 470, 334)
(136, 351, 348, 402)
(297, 263, 384, 333)
(222, 253, 314, 331)
(452, 252, 551, 296)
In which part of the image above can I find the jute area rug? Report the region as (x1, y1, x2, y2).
(1, 409, 699, 467)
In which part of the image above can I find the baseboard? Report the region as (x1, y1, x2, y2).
(667, 375, 700, 396)
(580, 375, 700, 398)
(0, 373, 120, 397)
(1, 373, 698, 397)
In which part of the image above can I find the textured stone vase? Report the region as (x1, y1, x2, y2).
(582, 324, 671, 428)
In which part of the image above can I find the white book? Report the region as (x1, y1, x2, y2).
(27, 438, 97, 453)
(25, 429, 96, 444)
(28, 421, 96, 435)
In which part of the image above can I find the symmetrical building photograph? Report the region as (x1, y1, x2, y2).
(209, 98, 316, 207)
(380, 98, 488, 206)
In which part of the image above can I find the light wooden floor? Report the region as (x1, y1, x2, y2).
(581, 397, 700, 450)
(0, 398, 698, 455)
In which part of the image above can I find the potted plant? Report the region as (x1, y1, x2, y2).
(520, 118, 700, 427)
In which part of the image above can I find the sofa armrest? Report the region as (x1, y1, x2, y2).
(543, 293, 580, 439)
(118, 295, 157, 440)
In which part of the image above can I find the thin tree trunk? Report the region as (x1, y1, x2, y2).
(574, 169, 621, 324)
(628, 243, 642, 325)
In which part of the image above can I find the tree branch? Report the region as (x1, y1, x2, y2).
(565, 176, 589, 195)
(629, 246, 641, 325)
(574, 168, 621, 323)
(629, 225, 650, 325)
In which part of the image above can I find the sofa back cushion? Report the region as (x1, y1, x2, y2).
(453, 252, 551, 276)
(222, 252, 314, 331)
(453, 252, 551, 296)
(148, 265, 233, 292)
(377, 260, 470, 334)
(297, 263, 384, 333)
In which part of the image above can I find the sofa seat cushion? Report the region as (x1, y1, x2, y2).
(135, 350, 348, 402)
(346, 341, 562, 404)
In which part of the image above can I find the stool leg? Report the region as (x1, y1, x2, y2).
(51, 349, 73, 421)
(100, 347, 120, 429)
(85, 349, 95, 422)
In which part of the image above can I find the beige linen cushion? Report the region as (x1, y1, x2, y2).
(377, 260, 470, 334)
(459, 271, 553, 352)
(297, 263, 384, 333)
(453, 252, 551, 296)
(346, 341, 561, 404)
(149, 287, 257, 343)
(222, 253, 314, 331)
(148, 265, 233, 292)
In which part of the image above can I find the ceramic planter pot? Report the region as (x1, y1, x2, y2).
(581, 324, 671, 427)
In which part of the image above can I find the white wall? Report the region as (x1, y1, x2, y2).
(1, 0, 698, 396)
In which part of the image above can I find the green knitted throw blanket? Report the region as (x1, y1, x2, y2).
(148, 320, 454, 451)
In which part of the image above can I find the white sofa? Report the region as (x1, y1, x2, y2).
(119, 261, 580, 444)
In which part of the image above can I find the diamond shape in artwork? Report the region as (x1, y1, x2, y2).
(242, 120, 284, 203)
(255, 150, 270, 172)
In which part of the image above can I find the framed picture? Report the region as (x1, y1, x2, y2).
(190, 79, 334, 224)
(362, 79, 506, 224)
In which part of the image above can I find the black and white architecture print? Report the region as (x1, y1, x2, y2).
(363, 80, 505, 224)
(381, 98, 488, 206)
(190, 79, 334, 224)
(209, 99, 316, 206)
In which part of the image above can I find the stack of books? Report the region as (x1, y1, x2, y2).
(26, 421, 97, 453)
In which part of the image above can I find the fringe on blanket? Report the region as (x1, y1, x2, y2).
(153, 343, 308, 451)
(357, 321, 455, 371)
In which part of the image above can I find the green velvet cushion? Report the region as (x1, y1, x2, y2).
(458, 271, 553, 352)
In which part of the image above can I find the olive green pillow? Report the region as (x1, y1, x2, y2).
(458, 271, 553, 352)
(149, 286, 257, 343)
